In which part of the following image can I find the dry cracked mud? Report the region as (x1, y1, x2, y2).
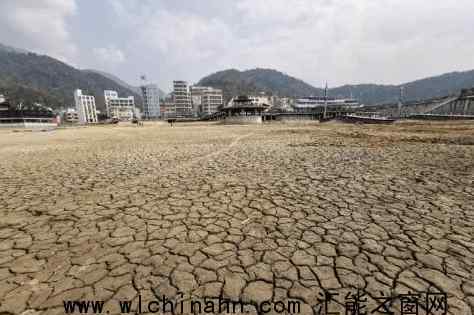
(0, 121, 473, 314)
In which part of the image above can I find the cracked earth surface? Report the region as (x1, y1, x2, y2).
(0, 121, 473, 314)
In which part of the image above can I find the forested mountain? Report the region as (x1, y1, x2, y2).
(199, 68, 474, 105)
(0, 44, 141, 110)
(198, 68, 320, 102)
(2, 40, 474, 109)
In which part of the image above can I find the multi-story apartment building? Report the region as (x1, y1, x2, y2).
(140, 84, 160, 119)
(191, 86, 223, 116)
(173, 81, 192, 117)
(104, 90, 135, 120)
(74, 89, 98, 124)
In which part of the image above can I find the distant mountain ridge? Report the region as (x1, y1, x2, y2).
(198, 68, 474, 105)
(330, 70, 474, 105)
(0, 43, 142, 110)
(198, 68, 319, 102)
(0, 43, 29, 54)
(2, 41, 474, 109)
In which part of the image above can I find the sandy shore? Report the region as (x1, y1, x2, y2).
(0, 121, 473, 314)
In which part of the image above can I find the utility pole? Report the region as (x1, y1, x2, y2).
(323, 82, 328, 119)
(398, 86, 404, 118)
(138, 75, 148, 120)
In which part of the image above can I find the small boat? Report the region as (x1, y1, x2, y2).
(339, 114, 396, 124)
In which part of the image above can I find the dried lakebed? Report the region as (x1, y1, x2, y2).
(0, 121, 473, 314)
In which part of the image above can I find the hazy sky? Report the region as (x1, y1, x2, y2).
(1, 0, 474, 92)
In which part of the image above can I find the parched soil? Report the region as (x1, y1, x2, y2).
(0, 121, 473, 314)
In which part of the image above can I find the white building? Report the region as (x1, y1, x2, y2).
(141, 84, 160, 119)
(226, 94, 273, 108)
(63, 108, 79, 123)
(277, 97, 295, 112)
(74, 89, 98, 124)
(104, 90, 135, 121)
(173, 81, 192, 117)
(190, 86, 206, 116)
(252, 93, 273, 107)
(294, 96, 359, 111)
(226, 95, 272, 108)
(191, 86, 223, 116)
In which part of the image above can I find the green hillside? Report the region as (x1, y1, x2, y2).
(0, 46, 141, 110)
(199, 68, 474, 105)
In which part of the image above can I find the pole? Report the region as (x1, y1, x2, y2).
(323, 82, 328, 119)
(398, 86, 404, 118)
